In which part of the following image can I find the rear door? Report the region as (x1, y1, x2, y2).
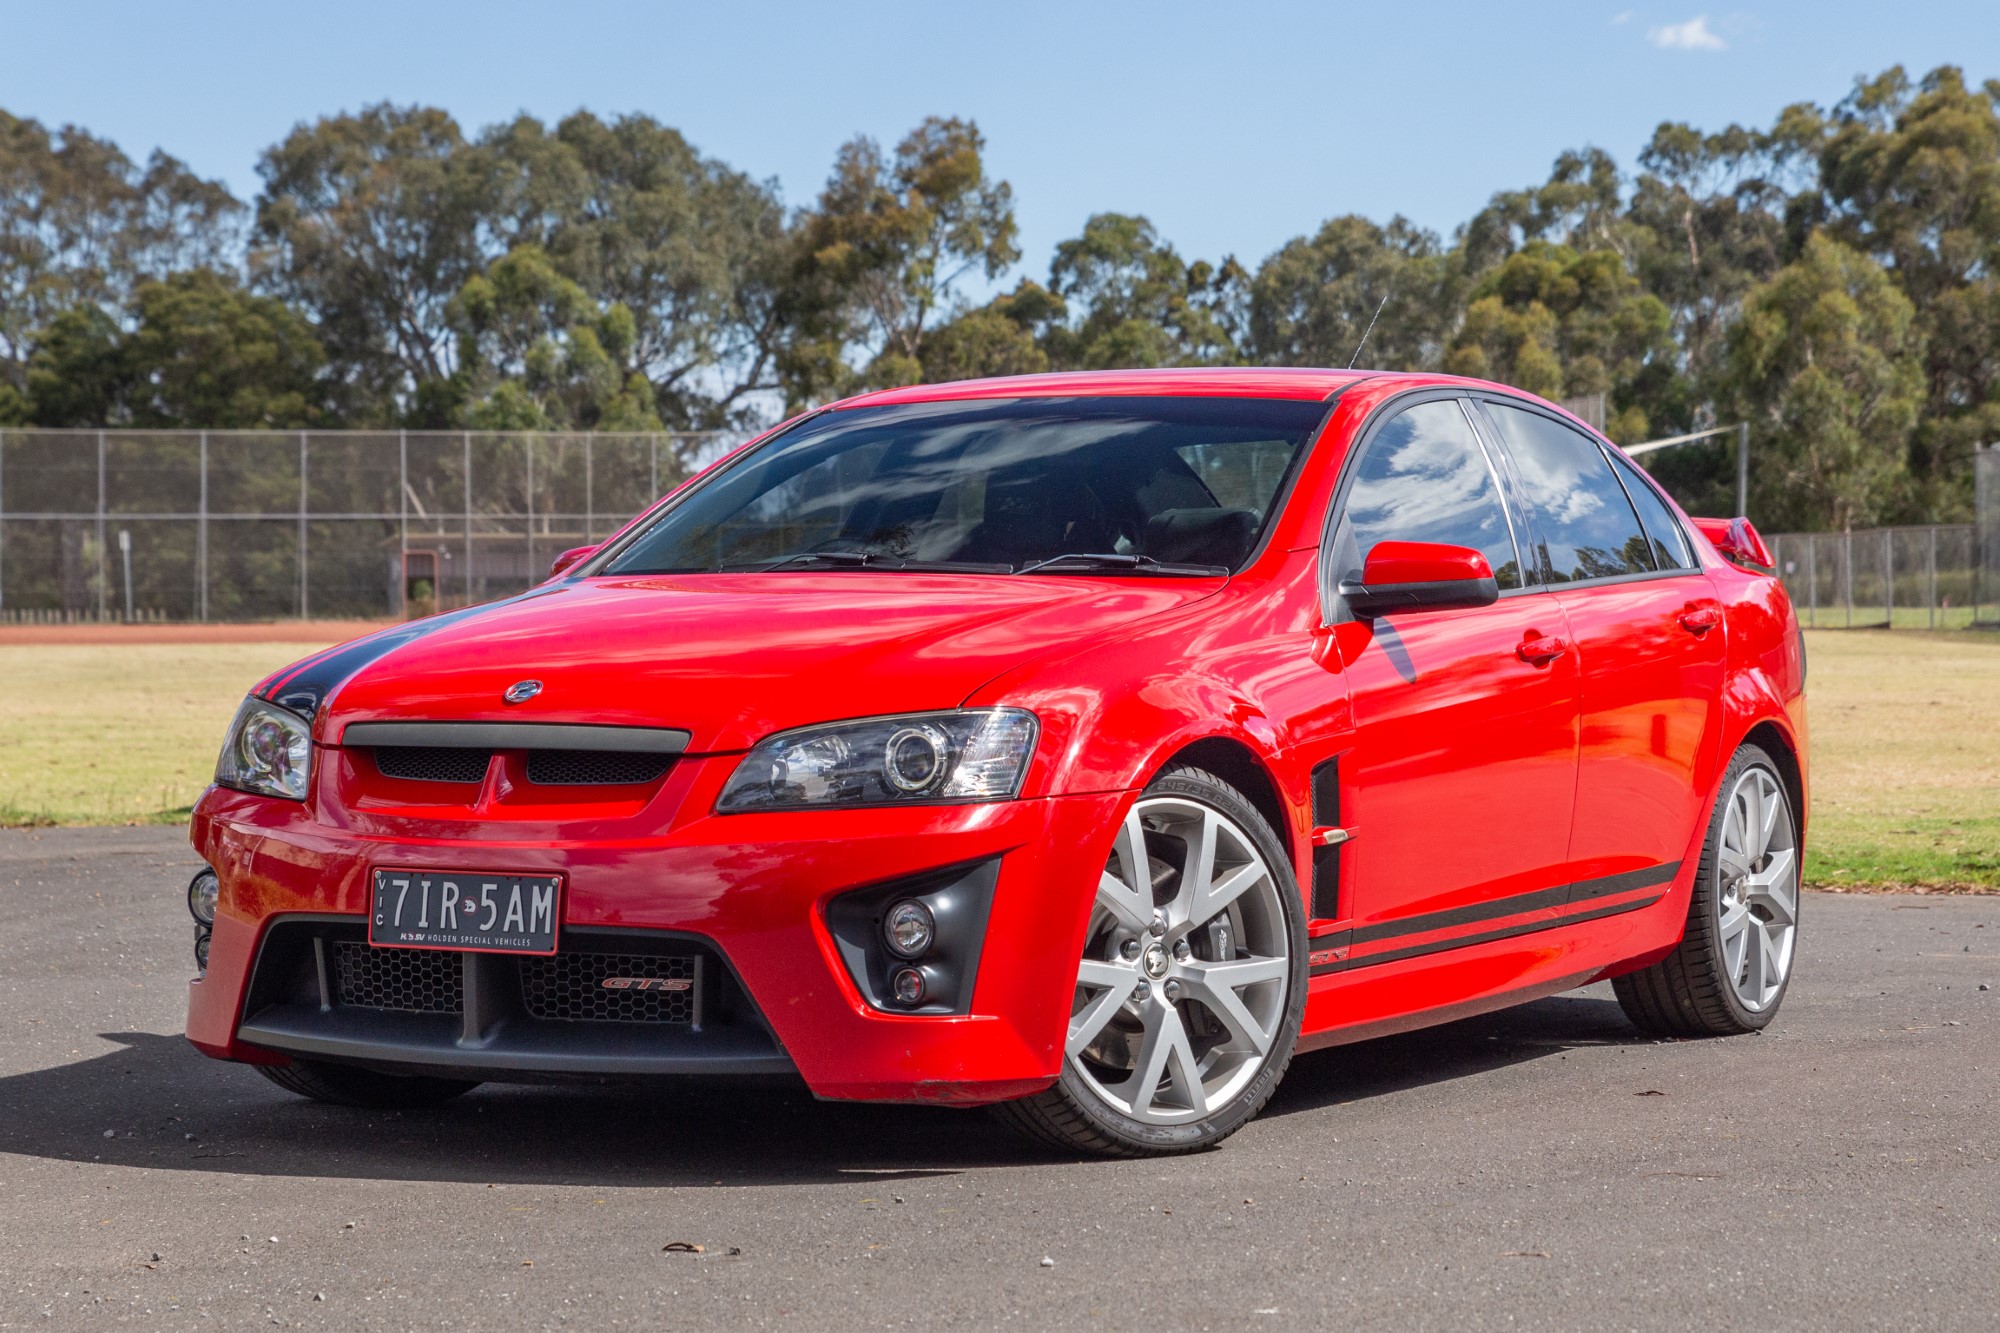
(1322, 395, 1581, 951)
(1475, 399, 1726, 906)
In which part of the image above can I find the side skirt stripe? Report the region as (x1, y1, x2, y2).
(1310, 893, 1664, 977)
(1332, 860, 1681, 948)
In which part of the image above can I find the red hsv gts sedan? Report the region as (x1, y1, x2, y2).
(185, 369, 1807, 1156)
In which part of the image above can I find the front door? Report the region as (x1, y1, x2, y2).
(1322, 396, 1581, 955)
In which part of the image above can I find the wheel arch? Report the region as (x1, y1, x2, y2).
(1156, 735, 1296, 874)
(1741, 717, 1806, 845)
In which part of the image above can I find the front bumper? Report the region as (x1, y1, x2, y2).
(186, 775, 1124, 1104)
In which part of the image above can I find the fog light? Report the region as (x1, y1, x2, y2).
(883, 899, 935, 959)
(194, 927, 211, 971)
(187, 868, 219, 925)
(891, 966, 926, 1005)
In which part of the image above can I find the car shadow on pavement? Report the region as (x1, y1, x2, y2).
(0, 993, 1647, 1186)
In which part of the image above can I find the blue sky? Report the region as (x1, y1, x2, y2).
(6, 1, 1997, 282)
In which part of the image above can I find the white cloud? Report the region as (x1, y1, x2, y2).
(1648, 15, 1727, 50)
(1610, 10, 1636, 23)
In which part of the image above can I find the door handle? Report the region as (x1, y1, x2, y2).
(1516, 634, 1567, 665)
(1679, 607, 1721, 634)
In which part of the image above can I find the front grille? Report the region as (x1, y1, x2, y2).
(373, 746, 490, 783)
(333, 941, 463, 1013)
(520, 952, 697, 1023)
(526, 750, 674, 786)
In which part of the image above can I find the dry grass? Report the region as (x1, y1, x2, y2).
(1, 629, 1994, 890)
(0, 643, 312, 826)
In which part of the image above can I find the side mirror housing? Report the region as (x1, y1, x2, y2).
(1338, 541, 1499, 616)
(549, 544, 600, 579)
(1690, 516, 1774, 571)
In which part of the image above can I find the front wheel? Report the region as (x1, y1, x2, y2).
(1614, 743, 1801, 1036)
(993, 765, 1307, 1156)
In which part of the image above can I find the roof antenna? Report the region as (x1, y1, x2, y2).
(1347, 293, 1390, 369)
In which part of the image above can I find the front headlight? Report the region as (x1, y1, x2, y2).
(717, 709, 1037, 812)
(214, 697, 313, 800)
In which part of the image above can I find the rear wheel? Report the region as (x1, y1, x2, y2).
(993, 765, 1306, 1156)
(257, 1059, 480, 1109)
(1614, 743, 1800, 1036)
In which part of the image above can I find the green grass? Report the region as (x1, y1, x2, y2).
(2, 629, 1995, 890)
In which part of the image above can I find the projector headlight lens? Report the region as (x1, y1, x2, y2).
(717, 709, 1037, 812)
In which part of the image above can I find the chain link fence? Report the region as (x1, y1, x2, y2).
(1768, 445, 2000, 630)
(5, 429, 1996, 628)
(1768, 525, 1997, 629)
(0, 428, 737, 622)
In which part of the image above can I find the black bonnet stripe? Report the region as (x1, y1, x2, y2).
(259, 588, 558, 723)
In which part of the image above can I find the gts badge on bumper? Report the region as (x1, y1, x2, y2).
(601, 976, 693, 993)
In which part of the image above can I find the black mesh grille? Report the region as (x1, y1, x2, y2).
(526, 750, 674, 786)
(333, 941, 463, 1013)
(520, 952, 697, 1023)
(373, 747, 490, 783)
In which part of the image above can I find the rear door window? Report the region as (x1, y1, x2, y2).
(1479, 401, 1656, 583)
(1330, 398, 1522, 591)
(1606, 448, 1695, 570)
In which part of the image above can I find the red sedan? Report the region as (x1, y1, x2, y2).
(184, 369, 1806, 1156)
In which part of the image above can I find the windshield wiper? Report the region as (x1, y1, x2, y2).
(1012, 552, 1230, 577)
(719, 551, 1011, 574)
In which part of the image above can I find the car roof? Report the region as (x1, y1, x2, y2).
(830, 366, 1381, 408)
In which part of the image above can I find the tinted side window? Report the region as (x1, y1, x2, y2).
(1607, 449, 1694, 570)
(1482, 402, 1654, 582)
(1333, 399, 1521, 590)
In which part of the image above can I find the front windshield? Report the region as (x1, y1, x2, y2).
(601, 396, 1327, 576)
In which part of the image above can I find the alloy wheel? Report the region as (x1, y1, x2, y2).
(1067, 796, 1291, 1125)
(1716, 766, 1798, 1012)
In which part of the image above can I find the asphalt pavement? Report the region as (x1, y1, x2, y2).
(1, 825, 1994, 1330)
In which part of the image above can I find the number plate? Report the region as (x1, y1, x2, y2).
(369, 869, 562, 955)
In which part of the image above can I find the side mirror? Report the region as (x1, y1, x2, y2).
(1338, 541, 1499, 616)
(1690, 516, 1774, 571)
(549, 544, 600, 579)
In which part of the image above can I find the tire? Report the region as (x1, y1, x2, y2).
(257, 1058, 480, 1109)
(1614, 742, 1801, 1037)
(993, 764, 1308, 1156)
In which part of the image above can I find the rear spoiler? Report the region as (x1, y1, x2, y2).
(1690, 516, 1775, 573)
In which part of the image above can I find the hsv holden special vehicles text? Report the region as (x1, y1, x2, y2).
(185, 369, 1806, 1155)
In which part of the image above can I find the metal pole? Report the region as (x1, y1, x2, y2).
(95, 430, 108, 620)
(649, 435, 659, 503)
(1884, 528, 1894, 627)
(1928, 525, 1938, 629)
(585, 433, 594, 541)
(463, 431, 474, 607)
(118, 528, 133, 621)
(1807, 535, 1818, 627)
(0, 427, 7, 615)
(297, 431, 309, 620)
(398, 429, 409, 620)
(1736, 421, 1750, 519)
(197, 431, 208, 621)
(1844, 529, 1854, 628)
(525, 435, 535, 584)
